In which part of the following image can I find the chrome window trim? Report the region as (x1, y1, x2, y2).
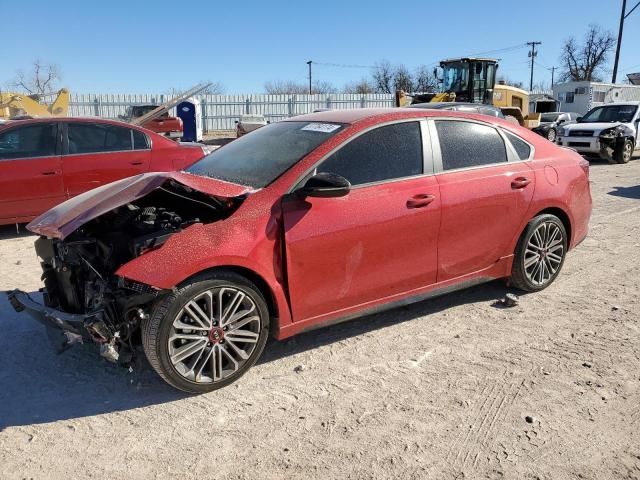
(427, 117, 534, 175)
(288, 118, 435, 193)
(0, 154, 60, 162)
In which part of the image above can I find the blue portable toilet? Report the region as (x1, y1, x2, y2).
(176, 97, 202, 142)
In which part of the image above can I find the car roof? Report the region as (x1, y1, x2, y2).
(288, 107, 506, 125)
(0, 116, 154, 132)
(408, 102, 498, 110)
(592, 101, 640, 107)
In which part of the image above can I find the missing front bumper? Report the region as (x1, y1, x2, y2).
(7, 289, 101, 336)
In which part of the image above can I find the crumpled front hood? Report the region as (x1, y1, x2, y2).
(28, 171, 253, 240)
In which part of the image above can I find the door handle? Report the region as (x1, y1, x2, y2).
(511, 177, 531, 189)
(130, 161, 144, 165)
(41, 171, 57, 176)
(406, 194, 436, 209)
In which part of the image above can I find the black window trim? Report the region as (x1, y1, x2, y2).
(62, 121, 152, 156)
(427, 118, 534, 174)
(0, 121, 62, 161)
(289, 118, 435, 192)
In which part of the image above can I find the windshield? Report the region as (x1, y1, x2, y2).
(540, 113, 561, 122)
(187, 121, 345, 187)
(581, 105, 638, 123)
(441, 62, 469, 92)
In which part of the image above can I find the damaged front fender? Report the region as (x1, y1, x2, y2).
(599, 124, 634, 162)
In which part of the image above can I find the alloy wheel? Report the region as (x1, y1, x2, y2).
(547, 128, 556, 142)
(524, 222, 565, 287)
(168, 287, 262, 383)
(623, 142, 632, 162)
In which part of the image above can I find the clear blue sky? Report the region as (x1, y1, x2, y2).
(2, 0, 639, 94)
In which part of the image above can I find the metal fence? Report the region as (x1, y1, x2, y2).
(67, 93, 396, 132)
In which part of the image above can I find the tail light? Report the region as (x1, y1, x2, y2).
(579, 157, 590, 179)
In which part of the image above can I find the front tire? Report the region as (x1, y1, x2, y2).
(613, 139, 633, 164)
(510, 214, 568, 292)
(142, 271, 270, 393)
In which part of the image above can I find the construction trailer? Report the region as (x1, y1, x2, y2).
(552, 81, 640, 115)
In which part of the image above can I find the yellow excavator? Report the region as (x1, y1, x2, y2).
(395, 58, 539, 128)
(0, 88, 70, 120)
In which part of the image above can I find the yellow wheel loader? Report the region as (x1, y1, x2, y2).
(0, 88, 69, 119)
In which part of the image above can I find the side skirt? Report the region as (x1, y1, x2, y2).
(276, 256, 513, 340)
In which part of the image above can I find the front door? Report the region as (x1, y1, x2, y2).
(0, 122, 65, 222)
(282, 120, 441, 323)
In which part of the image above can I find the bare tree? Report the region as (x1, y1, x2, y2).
(560, 25, 615, 82)
(264, 79, 336, 94)
(497, 75, 524, 89)
(12, 60, 61, 97)
(200, 81, 225, 94)
(343, 78, 375, 94)
(393, 65, 413, 92)
(371, 61, 394, 93)
(413, 65, 438, 93)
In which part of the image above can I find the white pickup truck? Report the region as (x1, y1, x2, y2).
(556, 102, 640, 164)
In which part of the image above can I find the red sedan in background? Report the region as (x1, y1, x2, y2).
(9, 108, 591, 393)
(0, 117, 207, 225)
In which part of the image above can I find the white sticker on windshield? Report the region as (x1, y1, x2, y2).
(301, 123, 341, 133)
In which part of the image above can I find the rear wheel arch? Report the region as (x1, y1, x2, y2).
(532, 207, 572, 244)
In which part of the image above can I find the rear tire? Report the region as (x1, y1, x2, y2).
(613, 139, 633, 164)
(142, 271, 270, 393)
(510, 214, 568, 292)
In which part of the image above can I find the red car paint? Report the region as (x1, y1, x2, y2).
(29, 109, 592, 340)
(0, 117, 206, 225)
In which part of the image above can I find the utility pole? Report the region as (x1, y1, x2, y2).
(612, 0, 640, 83)
(306, 61, 312, 94)
(527, 41, 542, 91)
(550, 66, 556, 87)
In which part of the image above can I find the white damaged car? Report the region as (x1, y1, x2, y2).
(556, 102, 640, 164)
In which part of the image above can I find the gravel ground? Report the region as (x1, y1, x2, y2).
(0, 159, 639, 480)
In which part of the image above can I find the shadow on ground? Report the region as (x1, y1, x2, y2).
(0, 224, 34, 240)
(0, 281, 515, 429)
(608, 185, 640, 200)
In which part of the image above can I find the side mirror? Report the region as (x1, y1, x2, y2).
(557, 118, 566, 124)
(576, 116, 583, 122)
(234, 120, 239, 124)
(297, 172, 351, 198)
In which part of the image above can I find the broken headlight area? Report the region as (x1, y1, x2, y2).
(599, 125, 632, 161)
(11, 181, 242, 364)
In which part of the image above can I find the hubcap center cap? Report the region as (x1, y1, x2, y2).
(208, 327, 225, 344)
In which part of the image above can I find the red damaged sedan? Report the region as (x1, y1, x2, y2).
(8, 109, 592, 393)
(0, 117, 207, 225)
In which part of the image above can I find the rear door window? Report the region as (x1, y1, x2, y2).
(0, 124, 57, 160)
(435, 120, 507, 171)
(133, 130, 149, 150)
(318, 122, 423, 186)
(67, 123, 133, 154)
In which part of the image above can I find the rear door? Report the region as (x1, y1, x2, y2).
(62, 122, 151, 197)
(430, 119, 535, 282)
(0, 122, 65, 222)
(282, 120, 441, 322)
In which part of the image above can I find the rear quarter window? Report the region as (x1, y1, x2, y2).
(504, 131, 532, 160)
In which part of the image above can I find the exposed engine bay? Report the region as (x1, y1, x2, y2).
(17, 181, 242, 364)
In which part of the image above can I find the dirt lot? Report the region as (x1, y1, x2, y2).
(1, 159, 639, 480)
